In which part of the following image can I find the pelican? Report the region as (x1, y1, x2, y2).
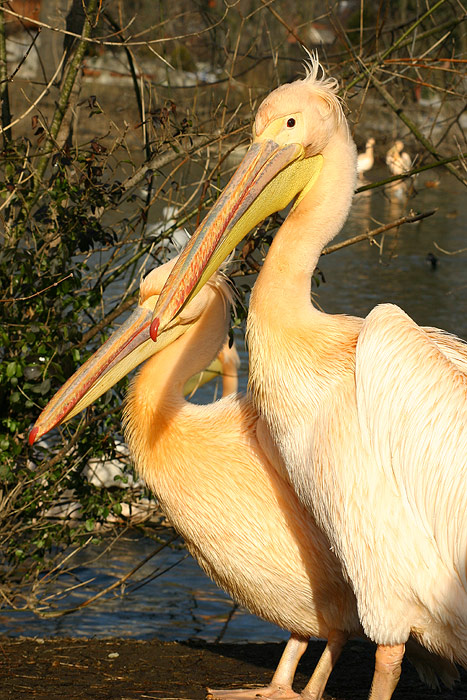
(356, 137, 375, 178)
(385, 140, 411, 176)
(29, 260, 458, 699)
(29, 258, 357, 700)
(147, 58, 467, 700)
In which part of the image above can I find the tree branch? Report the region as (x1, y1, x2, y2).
(322, 210, 437, 255)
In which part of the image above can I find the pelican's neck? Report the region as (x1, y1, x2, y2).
(124, 291, 229, 454)
(253, 126, 356, 311)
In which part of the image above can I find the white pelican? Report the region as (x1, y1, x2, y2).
(30, 259, 458, 699)
(385, 140, 411, 176)
(29, 259, 356, 699)
(147, 58, 467, 700)
(356, 137, 375, 178)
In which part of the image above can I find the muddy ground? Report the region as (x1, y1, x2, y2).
(0, 637, 465, 700)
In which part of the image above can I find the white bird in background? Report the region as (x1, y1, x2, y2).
(145, 205, 191, 259)
(357, 136, 375, 178)
(149, 58, 467, 700)
(385, 140, 412, 176)
(31, 258, 459, 700)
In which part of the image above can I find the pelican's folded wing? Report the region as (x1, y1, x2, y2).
(355, 303, 467, 593)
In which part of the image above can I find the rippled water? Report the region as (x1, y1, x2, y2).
(3, 169, 465, 642)
(1, 532, 287, 643)
(320, 170, 466, 338)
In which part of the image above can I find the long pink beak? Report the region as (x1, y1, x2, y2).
(149, 138, 304, 341)
(29, 306, 153, 445)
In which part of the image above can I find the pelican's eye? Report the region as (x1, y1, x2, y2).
(286, 117, 296, 128)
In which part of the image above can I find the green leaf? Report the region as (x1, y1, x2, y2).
(6, 361, 16, 378)
(84, 518, 95, 532)
(38, 378, 51, 395)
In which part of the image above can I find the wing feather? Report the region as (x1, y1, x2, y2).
(356, 304, 467, 592)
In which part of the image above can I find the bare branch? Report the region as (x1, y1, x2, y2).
(323, 210, 437, 255)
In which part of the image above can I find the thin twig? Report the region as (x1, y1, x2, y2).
(30, 0, 100, 197)
(0, 4, 11, 145)
(322, 210, 437, 255)
(0, 4, 230, 49)
(0, 52, 65, 135)
(344, 0, 449, 92)
(38, 533, 180, 617)
(365, 72, 466, 185)
(433, 242, 467, 256)
(356, 153, 467, 193)
(0, 273, 73, 303)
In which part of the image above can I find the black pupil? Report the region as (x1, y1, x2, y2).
(287, 118, 296, 127)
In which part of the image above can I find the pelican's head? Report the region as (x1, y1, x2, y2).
(29, 258, 231, 444)
(254, 65, 344, 155)
(149, 58, 346, 341)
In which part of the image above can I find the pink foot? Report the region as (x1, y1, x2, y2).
(206, 684, 300, 700)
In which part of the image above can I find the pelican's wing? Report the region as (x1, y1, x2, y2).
(401, 152, 412, 170)
(385, 147, 396, 166)
(356, 303, 467, 592)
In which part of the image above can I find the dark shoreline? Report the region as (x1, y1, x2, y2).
(0, 636, 465, 700)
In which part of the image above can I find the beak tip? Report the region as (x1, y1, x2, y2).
(28, 426, 39, 446)
(149, 317, 160, 342)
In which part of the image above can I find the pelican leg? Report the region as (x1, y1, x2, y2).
(368, 643, 405, 700)
(206, 634, 308, 700)
(300, 629, 348, 700)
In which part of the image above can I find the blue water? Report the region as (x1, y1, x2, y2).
(319, 170, 466, 338)
(0, 532, 288, 643)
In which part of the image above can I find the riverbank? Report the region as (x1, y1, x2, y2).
(0, 637, 465, 700)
